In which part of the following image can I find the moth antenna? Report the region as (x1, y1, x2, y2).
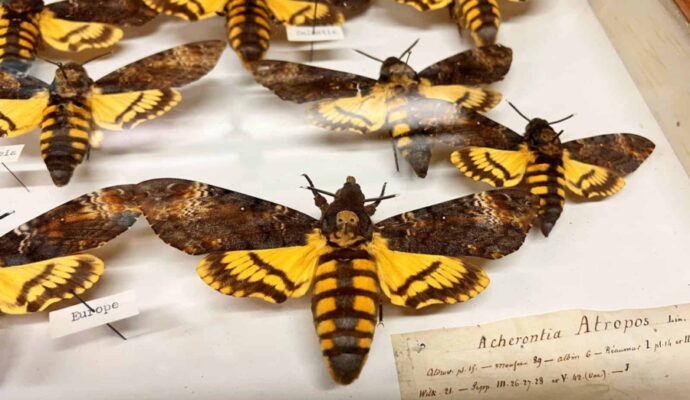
(36, 54, 63, 69)
(300, 186, 336, 198)
(399, 38, 420, 60)
(549, 114, 575, 125)
(82, 51, 113, 65)
(354, 49, 384, 63)
(301, 174, 330, 211)
(364, 194, 398, 202)
(551, 130, 565, 142)
(508, 101, 531, 122)
(0, 210, 15, 220)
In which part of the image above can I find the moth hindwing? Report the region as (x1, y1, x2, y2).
(252, 44, 511, 178)
(0, 0, 151, 73)
(142, 0, 345, 67)
(448, 109, 655, 236)
(0, 40, 224, 186)
(0, 183, 142, 314)
(137, 177, 538, 384)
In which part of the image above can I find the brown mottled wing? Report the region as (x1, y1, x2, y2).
(0, 185, 142, 266)
(563, 134, 655, 175)
(136, 178, 317, 255)
(0, 70, 49, 99)
(418, 44, 513, 85)
(375, 188, 539, 259)
(433, 109, 525, 150)
(94, 40, 225, 93)
(46, 0, 157, 26)
(252, 60, 377, 103)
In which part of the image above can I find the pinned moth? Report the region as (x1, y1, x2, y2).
(142, 0, 345, 67)
(252, 42, 512, 178)
(0, 0, 156, 73)
(394, 0, 528, 47)
(446, 105, 655, 236)
(136, 176, 538, 384)
(0, 185, 142, 314)
(0, 40, 225, 186)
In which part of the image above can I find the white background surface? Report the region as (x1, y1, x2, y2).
(1, 0, 689, 398)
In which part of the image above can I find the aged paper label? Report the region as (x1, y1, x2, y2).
(49, 290, 139, 338)
(392, 303, 690, 399)
(286, 26, 344, 41)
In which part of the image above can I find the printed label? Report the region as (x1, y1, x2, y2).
(286, 25, 345, 42)
(49, 290, 139, 339)
(0, 145, 24, 163)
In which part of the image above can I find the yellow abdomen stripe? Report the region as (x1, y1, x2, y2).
(225, 0, 271, 67)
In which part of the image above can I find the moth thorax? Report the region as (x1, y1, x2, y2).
(5, 0, 43, 13)
(525, 119, 563, 156)
(379, 57, 418, 84)
(330, 211, 362, 246)
(52, 64, 92, 98)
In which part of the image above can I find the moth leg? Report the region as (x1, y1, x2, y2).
(377, 298, 384, 327)
(365, 182, 387, 216)
(302, 174, 329, 212)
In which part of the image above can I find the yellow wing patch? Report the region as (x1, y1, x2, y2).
(395, 0, 453, 11)
(90, 89, 181, 131)
(370, 234, 489, 310)
(38, 10, 123, 52)
(197, 233, 327, 304)
(0, 255, 104, 315)
(142, 0, 226, 20)
(266, 0, 344, 25)
(451, 144, 531, 187)
(0, 91, 49, 137)
(418, 80, 501, 112)
(563, 151, 625, 199)
(307, 89, 388, 134)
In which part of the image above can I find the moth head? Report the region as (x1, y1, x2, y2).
(379, 57, 418, 84)
(52, 63, 93, 98)
(319, 177, 374, 243)
(524, 118, 559, 147)
(4, 0, 43, 13)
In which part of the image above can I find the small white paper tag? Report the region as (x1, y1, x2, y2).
(286, 25, 345, 42)
(49, 290, 139, 339)
(0, 145, 24, 163)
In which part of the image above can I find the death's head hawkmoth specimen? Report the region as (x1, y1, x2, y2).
(252, 43, 512, 178)
(394, 0, 528, 47)
(142, 0, 345, 68)
(136, 176, 539, 384)
(0, 0, 156, 73)
(0, 40, 225, 186)
(0, 185, 142, 314)
(445, 106, 655, 237)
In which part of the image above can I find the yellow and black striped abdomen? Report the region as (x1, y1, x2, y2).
(524, 155, 566, 237)
(455, 0, 500, 46)
(312, 249, 379, 385)
(387, 94, 432, 178)
(0, 12, 40, 73)
(225, 0, 271, 67)
(40, 98, 93, 186)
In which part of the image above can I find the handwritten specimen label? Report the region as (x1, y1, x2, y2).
(49, 290, 139, 338)
(286, 26, 344, 41)
(391, 303, 690, 399)
(0, 145, 24, 163)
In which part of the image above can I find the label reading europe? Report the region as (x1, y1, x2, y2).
(286, 25, 344, 41)
(49, 290, 139, 338)
(0, 145, 24, 163)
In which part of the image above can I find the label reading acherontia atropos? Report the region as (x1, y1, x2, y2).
(392, 303, 690, 399)
(49, 290, 139, 339)
(286, 25, 345, 42)
(0, 145, 24, 163)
